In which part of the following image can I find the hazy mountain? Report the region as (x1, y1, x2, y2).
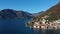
(0, 9, 32, 19)
(31, 11, 44, 17)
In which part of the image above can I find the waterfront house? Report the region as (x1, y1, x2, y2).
(33, 22, 40, 28)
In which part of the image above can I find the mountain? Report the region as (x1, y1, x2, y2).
(26, 2, 60, 29)
(0, 9, 32, 19)
(29, 2, 60, 22)
(41, 2, 60, 17)
(36, 2, 60, 19)
(31, 11, 44, 17)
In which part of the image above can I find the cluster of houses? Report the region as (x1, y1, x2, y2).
(33, 15, 60, 30)
(26, 15, 60, 30)
(33, 20, 60, 30)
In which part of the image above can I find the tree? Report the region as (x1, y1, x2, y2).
(45, 13, 57, 22)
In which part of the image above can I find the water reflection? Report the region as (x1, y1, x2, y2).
(31, 28, 60, 34)
(45, 30, 55, 34)
(33, 29, 43, 34)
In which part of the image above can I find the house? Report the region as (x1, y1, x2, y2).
(41, 15, 49, 19)
(40, 19, 46, 24)
(40, 15, 49, 24)
(33, 22, 40, 28)
(56, 20, 60, 23)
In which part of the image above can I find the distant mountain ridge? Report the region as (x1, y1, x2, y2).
(32, 11, 44, 17)
(0, 2, 60, 19)
(0, 9, 32, 19)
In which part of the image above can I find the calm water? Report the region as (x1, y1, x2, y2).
(0, 18, 60, 34)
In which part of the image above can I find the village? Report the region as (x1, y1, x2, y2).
(26, 15, 60, 30)
(33, 19, 60, 30)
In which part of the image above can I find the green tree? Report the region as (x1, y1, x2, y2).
(45, 13, 57, 22)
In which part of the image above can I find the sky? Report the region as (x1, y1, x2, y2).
(0, 0, 60, 13)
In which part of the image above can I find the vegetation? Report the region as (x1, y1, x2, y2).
(45, 13, 57, 22)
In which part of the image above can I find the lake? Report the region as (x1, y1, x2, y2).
(0, 18, 60, 34)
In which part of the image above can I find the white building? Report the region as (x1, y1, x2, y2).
(40, 19, 46, 24)
(40, 15, 49, 24)
(56, 20, 60, 23)
(53, 19, 60, 23)
(33, 22, 40, 28)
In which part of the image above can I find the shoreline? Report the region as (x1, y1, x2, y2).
(26, 22, 60, 30)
